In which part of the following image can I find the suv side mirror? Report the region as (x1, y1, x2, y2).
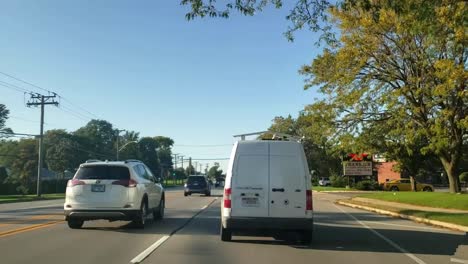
(155, 177, 162, 184)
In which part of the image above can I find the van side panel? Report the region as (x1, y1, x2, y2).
(269, 142, 307, 218)
(230, 142, 269, 218)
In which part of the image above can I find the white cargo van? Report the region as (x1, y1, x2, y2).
(221, 138, 313, 243)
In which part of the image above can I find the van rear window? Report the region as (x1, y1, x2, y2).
(75, 166, 130, 180)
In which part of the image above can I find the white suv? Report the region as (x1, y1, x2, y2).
(64, 160, 165, 229)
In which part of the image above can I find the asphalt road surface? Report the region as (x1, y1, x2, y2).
(0, 188, 466, 264)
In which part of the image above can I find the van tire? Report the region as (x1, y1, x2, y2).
(300, 230, 313, 244)
(184, 192, 188, 197)
(67, 219, 84, 229)
(220, 225, 232, 242)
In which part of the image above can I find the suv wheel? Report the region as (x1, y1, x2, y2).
(67, 219, 84, 229)
(154, 198, 165, 220)
(205, 191, 211, 197)
(220, 225, 232, 241)
(423, 186, 433, 192)
(390, 186, 399, 192)
(133, 200, 147, 228)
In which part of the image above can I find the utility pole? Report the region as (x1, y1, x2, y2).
(194, 162, 198, 175)
(115, 129, 125, 161)
(189, 157, 192, 176)
(27, 93, 59, 197)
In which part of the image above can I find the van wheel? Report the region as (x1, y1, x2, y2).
(154, 198, 165, 220)
(184, 192, 188, 197)
(220, 225, 232, 242)
(133, 200, 147, 229)
(300, 230, 313, 244)
(67, 219, 84, 229)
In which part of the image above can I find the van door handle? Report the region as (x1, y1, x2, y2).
(272, 188, 285, 192)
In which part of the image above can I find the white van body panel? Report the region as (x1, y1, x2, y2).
(224, 140, 312, 221)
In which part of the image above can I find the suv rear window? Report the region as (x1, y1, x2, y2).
(75, 165, 130, 180)
(187, 176, 206, 183)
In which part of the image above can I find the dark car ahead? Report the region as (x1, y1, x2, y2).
(184, 176, 211, 196)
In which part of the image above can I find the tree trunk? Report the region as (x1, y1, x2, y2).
(410, 176, 417, 192)
(440, 157, 461, 193)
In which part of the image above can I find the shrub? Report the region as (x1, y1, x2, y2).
(460, 172, 468, 183)
(311, 177, 319, 186)
(355, 180, 379, 191)
(330, 175, 347, 187)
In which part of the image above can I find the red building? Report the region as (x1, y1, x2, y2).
(375, 161, 401, 183)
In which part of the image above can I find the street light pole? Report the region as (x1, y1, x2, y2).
(116, 129, 126, 160)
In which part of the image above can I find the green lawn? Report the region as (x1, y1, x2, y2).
(313, 186, 357, 192)
(344, 199, 468, 227)
(358, 192, 468, 211)
(0, 193, 65, 204)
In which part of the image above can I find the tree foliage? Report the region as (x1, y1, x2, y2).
(181, 0, 333, 42)
(0, 104, 12, 137)
(301, 0, 467, 192)
(207, 165, 223, 179)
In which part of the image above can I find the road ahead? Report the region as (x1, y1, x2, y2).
(0, 189, 466, 264)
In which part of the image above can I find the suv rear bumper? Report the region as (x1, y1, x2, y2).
(65, 209, 139, 221)
(222, 217, 313, 231)
(185, 188, 209, 194)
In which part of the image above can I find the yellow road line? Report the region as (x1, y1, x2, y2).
(0, 220, 63, 238)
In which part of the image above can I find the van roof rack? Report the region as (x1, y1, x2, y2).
(124, 159, 142, 163)
(233, 131, 303, 142)
(85, 159, 102, 163)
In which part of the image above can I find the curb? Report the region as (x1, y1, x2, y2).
(337, 200, 468, 232)
(313, 190, 376, 193)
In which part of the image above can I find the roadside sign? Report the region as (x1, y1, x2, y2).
(343, 161, 372, 176)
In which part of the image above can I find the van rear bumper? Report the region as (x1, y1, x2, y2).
(222, 217, 313, 231)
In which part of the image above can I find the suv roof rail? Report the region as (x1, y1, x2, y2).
(125, 159, 143, 163)
(86, 159, 102, 163)
(233, 131, 303, 142)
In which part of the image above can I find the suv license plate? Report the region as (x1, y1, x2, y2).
(241, 197, 259, 207)
(91, 184, 105, 192)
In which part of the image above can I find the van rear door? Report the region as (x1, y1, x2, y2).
(269, 142, 307, 218)
(230, 142, 269, 218)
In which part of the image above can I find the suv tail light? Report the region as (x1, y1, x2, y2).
(67, 179, 85, 187)
(223, 188, 232, 208)
(306, 190, 313, 211)
(112, 179, 137, 188)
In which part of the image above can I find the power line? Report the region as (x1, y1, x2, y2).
(58, 105, 92, 122)
(59, 96, 100, 119)
(0, 132, 38, 137)
(190, 158, 230, 161)
(0, 71, 54, 95)
(0, 81, 29, 94)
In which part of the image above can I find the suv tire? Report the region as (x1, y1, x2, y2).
(67, 219, 84, 229)
(154, 197, 165, 220)
(390, 186, 399, 191)
(133, 200, 147, 229)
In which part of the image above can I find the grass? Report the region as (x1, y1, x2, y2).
(313, 186, 357, 192)
(343, 199, 468, 227)
(0, 193, 65, 204)
(358, 192, 468, 211)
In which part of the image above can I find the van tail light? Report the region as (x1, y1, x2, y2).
(306, 190, 313, 211)
(67, 179, 85, 187)
(224, 188, 232, 208)
(112, 179, 138, 188)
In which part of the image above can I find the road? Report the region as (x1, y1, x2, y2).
(0, 188, 466, 264)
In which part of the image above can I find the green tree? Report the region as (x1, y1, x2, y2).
(207, 165, 223, 180)
(138, 137, 160, 174)
(0, 104, 11, 137)
(301, 0, 467, 193)
(74, 119, 116, 160)
(44, 130, 84, 176)
(10, 139, 38, 194)
(186, 164, 196, 176)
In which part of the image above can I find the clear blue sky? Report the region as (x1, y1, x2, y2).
(0, 1, 323, 171)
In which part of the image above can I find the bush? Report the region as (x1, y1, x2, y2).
(330, 175, 347, 187)
(311, 177, 319, 186)
(355, 180, 380, 191)
(460, 172, 468, 183)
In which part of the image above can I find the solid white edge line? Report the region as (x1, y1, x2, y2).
(333, 203, 427, 264)
(201, 205, 208, 210)
(451, 258, 468, 264)
(130, 235, 170, 264)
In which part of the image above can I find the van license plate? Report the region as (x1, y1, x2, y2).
(91, 184, 105, 192)
(242, 197, 259, 207)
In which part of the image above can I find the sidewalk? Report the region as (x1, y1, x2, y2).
(0, 199, 64, 212)
(353, 197, 468, 214)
